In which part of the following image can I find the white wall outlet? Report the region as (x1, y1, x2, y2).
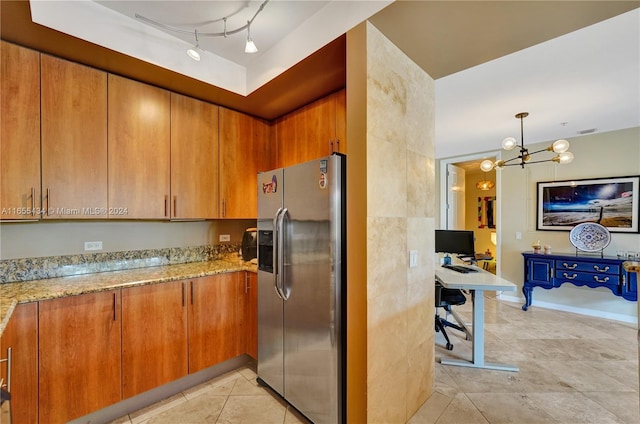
(219, 234, 231, 242)
(409, 250, 418, 268)
(84, 241, 103, 251)
(515, 232, 522, 240)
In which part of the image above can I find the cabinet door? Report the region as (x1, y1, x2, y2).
(238, 271, 258, 359)
(219, 108, 271, 218)
(334, 88, 347, 154)
(275, 110, 301, 169)
(0, 302, 38, 424)
(122, 281, 188, 398)
(188, 273, 241, 373)
(108, 74, 170, 219)
(526, 258, 554, 286)
(38, 291, 121, 423)
(0, 41, 41, 220)
(41, 54, 108, 219)
(171, 93, 219, 219)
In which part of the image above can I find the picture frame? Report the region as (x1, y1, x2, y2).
(537, 175, 640, 233)
(478, 196, 496, 229)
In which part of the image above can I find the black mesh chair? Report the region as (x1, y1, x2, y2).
(435, 281, 468, 350)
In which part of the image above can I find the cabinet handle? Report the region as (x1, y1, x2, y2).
(245, 273, 249, 294)
(0, 347, 11, 392)
(173, 196, 177, 218)
(222, 199, 226, 218)
(164, 195, 169, 218)
(562, 272, 577, 280)
(46, 188, 50, 215)
(182, 282, 186, 307)
(562, 263, 578, 270)
(335, 138, 340, 152)
(190, 281, 194, 305)
(31, 187, 36, 216)
(113, 292, 117, 321)
(593, 265, 609, 272)
(594, 276, 610, 283)
(329, 139, 334, 153)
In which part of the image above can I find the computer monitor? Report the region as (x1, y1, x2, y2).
(435, 230, 475, 256)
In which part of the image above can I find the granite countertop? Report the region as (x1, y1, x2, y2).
(0, 256, 257, 336)
(623, 261, 640, 272)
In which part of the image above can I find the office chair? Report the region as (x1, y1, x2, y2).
(435, 281, 468, 350)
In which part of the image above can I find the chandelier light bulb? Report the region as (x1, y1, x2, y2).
(245, 21, 258, 53)
(557, 151, 574, 164)
(551, 139, 570, 153)
(501, 137, 517, 150)
(480, 159, 495, 172)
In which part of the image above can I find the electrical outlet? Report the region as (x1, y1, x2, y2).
(84, 241, 103, 251)
(515, 232, 522, 240)
(219, 234, 231, 242)
(409, 250, 418, 268)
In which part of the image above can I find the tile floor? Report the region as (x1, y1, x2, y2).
(110, 296, 639, 424)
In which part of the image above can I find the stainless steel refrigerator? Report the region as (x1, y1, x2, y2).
(256, 154, 346, 424)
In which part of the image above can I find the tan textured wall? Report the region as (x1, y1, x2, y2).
(364, 22, 436, 423)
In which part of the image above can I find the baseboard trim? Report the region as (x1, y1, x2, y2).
(498, 293, 638, 325)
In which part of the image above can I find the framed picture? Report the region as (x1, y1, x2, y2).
(537, 176, 640, 233)
(478, 196, 496, 229)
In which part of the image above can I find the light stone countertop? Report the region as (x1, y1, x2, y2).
(0, 256, 257, 336)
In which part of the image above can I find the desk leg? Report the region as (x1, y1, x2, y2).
(440, 289, 519, 372)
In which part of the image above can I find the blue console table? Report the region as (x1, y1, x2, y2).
(522, 252, 638, 311)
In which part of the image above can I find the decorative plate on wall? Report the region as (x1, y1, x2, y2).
(569, 222, 611, 252)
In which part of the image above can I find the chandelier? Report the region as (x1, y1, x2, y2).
(475, 172, 495, 190)
(135, 0, 270, 62)
(480, 112, 574, 171)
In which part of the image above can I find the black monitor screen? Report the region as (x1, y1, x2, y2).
(435, 230, 475, 256)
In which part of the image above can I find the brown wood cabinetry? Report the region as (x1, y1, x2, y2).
(0, 302, 38, 424)
(38, 291, 121, 423)
(108, 74, 171, 219)
(0, 41, 41, 220)
(171, 93, 219, 219)
(238, 271, 258, 359)
(188, 273, 242, 373)
(41, 54, 108, 219)
(122, 280, 188, 398)
(219, 108, 272, 218)
(275, 89, 346, 168)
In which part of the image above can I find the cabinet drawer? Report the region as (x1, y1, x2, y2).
(555, 260, 619, 275)
(555, 270, 620, 285)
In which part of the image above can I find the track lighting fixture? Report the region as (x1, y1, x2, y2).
(135, 0, 269, 60)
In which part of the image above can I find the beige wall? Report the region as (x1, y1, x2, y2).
(347, 21, 436, 423)
(499, 127, 640, 322)
(0, 219, 255, 259)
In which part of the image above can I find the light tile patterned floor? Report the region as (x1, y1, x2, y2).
(112, 296, 639, 423)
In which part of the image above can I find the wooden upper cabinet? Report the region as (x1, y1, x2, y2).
(0, 41, 41, 220)
(170, 93, 219, 219)
(108, 74, 170, 219)
(219, 107, 271, 218)
(41, 54, 108, 219)
(38, 291, 121, 423)
(121, 280, 188, 399)
(0, 302, 38, 424)
(275, 89, 346, 168)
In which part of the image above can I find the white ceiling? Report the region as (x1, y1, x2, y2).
(28, 1, 639, 160)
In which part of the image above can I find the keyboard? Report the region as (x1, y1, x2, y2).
(442, 264, 478, 274)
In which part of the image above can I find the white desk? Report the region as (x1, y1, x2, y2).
(435, 265, 519, 372)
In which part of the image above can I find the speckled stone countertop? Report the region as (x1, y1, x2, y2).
(0, 255, 257, 336)
(623, 261, 640, 272)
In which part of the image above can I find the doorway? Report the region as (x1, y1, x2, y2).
(440, 153, 499, 273)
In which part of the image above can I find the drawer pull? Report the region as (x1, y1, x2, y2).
(594, 276, 610, 283)
(562, 263, 578, 270)
(562, 273, 577, 280)
(593, 265, 609, 272)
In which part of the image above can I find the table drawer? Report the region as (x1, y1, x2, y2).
(555, 270, 620, 285)
(555, 260, 619, 275)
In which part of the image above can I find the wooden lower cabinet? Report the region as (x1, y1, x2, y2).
(122, 280, 188, 398)
(0, 302, 38, 424)
(238, 272, 258, 359)
(188, 273, 242, 373)
(38, 291, 121, 423)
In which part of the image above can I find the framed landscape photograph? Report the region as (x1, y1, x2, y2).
(537, 176, 640, 233)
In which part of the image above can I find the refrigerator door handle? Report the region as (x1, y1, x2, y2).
(276, 207, 290, 300)
(273, 207, 285, 300)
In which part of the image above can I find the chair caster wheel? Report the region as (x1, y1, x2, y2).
(446, 343, 453, 351)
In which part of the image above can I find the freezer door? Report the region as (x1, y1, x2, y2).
(282, 155, 343, 424)
(257, 168, 285, 396)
